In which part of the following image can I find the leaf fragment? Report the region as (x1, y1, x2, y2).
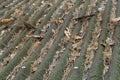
(33, 41, 41, 49)
(111, 17, 120, 23)
(106, 37, 115, 46)
(103, 51, 111, 58)
(66, 2, 74, 6)
(1, 17, 14, 24)
(72, 35, 82, 40)
(92, 42, 98, 50)
(71, 53, 80, 58)
(69, 53, 80, 63)
(55, 19, 63, 25)
(64, 28, 71, 39)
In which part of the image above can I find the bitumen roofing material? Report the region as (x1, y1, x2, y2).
(0, 0, 120, 80)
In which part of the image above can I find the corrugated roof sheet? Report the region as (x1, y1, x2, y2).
(0, 0, 120, 80)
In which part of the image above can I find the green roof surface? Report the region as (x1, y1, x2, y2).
(0, 0, 120, 80)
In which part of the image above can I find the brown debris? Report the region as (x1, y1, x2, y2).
(103, 45, 112, 75)
(1, 17, 14, 24)
(66, 2, 74, 6)
(64, 28, 71, 39)
(69, 53, 80, 64)
(27, 34, 44, 41)
(91, 41, 99, 50)
(24, 22, 36, 29)
(73, 14, 95, 21)
(55, 19, 63, 25)
(110, 17, 120, 26)
(106, 37, 115, 46)
(72, 35, 82, 40)
(0, 0, 119, 80)
(33, 41, 41, 49)
(111, 17, 120, 23)
(12, 9, 25, 18)
(72, 35, 83, 43)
